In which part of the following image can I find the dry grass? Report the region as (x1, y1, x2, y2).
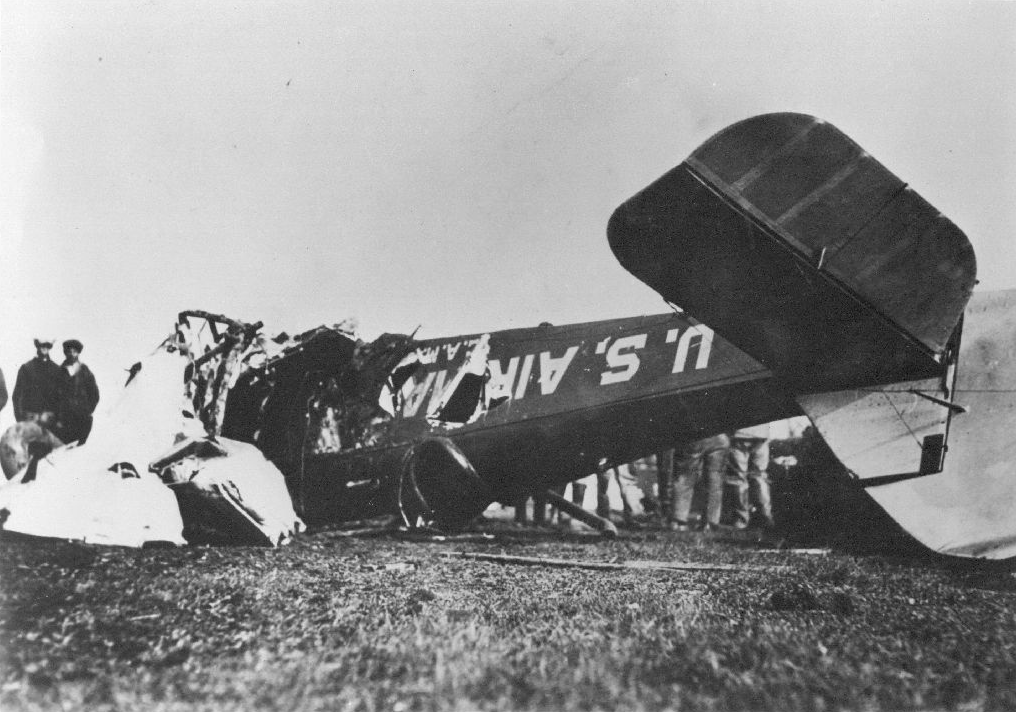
(2, 520, 1015, 711)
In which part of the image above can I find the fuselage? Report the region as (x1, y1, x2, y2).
(270, 311, 801, 524)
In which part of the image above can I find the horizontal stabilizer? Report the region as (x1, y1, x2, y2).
(608, 113, 976, 390)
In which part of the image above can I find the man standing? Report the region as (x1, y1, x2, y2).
(12, 338, 64, 423)
(595, 460, 643, 527)
(727, 423, 775, 529)
(58, 339, 100, 444)
(671, 434, 731, 531)
(656, 448, 675, 524)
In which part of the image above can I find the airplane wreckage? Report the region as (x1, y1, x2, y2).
(1, 112, 1014, 561)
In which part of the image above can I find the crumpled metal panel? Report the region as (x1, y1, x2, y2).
(608, 113, 977, 391)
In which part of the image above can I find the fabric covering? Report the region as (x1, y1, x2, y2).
(158, 437, 305, 546)
(0, 445, 186, 547)
(0, 346, 304, 548)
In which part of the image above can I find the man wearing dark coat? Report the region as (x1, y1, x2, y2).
(12, 338, 65, 424)
(58, 339, 100, 444)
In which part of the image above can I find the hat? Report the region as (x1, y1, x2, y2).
(33, 338, 54, 348)
(63, 339, 84, 352)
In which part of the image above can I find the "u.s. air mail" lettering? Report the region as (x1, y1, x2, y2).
(398, 325, 713, 417)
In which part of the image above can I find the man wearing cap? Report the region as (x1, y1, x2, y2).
(59, 339, 100, 444)
(12, 339, 65, 424)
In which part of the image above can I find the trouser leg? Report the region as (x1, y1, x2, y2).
(533, 491, 548, 525)
(571, 482, 587, 507)
(633, 458, 657, 514)
(615, 464, 641, 518)
(596, 467, 611, 518)
(702, 444, 728, 526)
(672, 447, 703, 524)
(749, 473, 774, 526)
(748, 440, 773, 526)
(573, 481, 589, 524)
(727, 444, 751, 528)
(514, 495, 529, 523)
(656, 449, 674, 522)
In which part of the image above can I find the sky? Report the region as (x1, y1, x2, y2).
(2, 0, 1014, 430)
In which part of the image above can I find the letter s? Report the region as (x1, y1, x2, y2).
(599, 334, 647, 385)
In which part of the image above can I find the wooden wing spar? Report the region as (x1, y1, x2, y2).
(608, 113, 977, 391)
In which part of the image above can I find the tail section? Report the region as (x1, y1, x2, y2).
(799, 290, 1016, 561)
(608, 113, 1016, 561)
(608, 113, 976, 391)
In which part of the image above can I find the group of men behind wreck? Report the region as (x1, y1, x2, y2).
(0, 338, 100, 477)
(521, 425, 775, 532)
(660, 425, 774, 531)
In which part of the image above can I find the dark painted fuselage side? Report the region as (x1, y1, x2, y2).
(290, 312, 800, 525)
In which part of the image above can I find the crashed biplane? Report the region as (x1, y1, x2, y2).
(220, 115, 1012, 561)
(2, 112, 1012, 561)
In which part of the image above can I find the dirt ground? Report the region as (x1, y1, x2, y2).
(2, 511, 1015, 712)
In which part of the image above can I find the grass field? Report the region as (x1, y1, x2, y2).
(2, 514, 1015, 712)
